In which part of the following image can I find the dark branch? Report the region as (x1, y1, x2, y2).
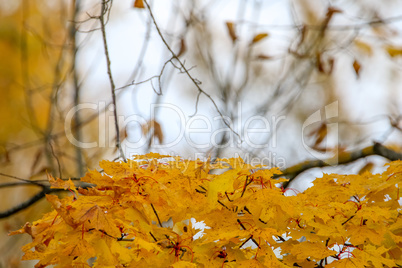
(0, 187, 63, 219)
(279, 142, 402, 188)
(151, 203, 163, 227)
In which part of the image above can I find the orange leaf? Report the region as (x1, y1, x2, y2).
(142, 120, 164, 145)
(251, 33, 268, 44)
(308, 122, 327, 147)
(354, 39, 373, 56)
(316, 53, 325, 73)
(385, 45, 402, 57)
(225, 22, 237, 42)
(353, 59, 361, 77)
(177, 38, 186, 58)
(133, 0, 145, 8)
(255, 54, 272, 60)
(48, 174, 76, 192)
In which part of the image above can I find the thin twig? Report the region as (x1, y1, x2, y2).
(71, 0, 85, 176)
(149, 231, 158, 242)
(49, 141, 62, 179)
(151, 203, 163, 227)
(0, 173, 45, 188)
(142, 0, 241, 141)
(99, 0, 126, 162)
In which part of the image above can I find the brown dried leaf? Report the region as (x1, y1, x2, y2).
(309, 123, 327, 147)
(316, 53, 334, 74)
(354, 40, 373, 56)
(133, 0, 145, 8)
(142, 120, 164, 144)
(328, 57, 335, 74)
(316, 53, 325, 73)
(385, 45, 402, 57)
(225, 22, 237, 43)
(255, 54, 272, 60)
(326, 7, 343, 17)
(115, 126, 128, 143)
(251, 33, 269, 45)
(177, 38, 186, 58)
(152, 120, 164, 144)
(353, 59, 361, 77)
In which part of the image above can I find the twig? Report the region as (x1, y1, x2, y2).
(149, 231, 158, 242)
(189, 91, 202, 117)
(99, 0, 126, 162)
(142, 0, 241, 141)
(236, 219, 260, 247)
(151, 203, 163, 227)
(71, 0, 85, 176)
(0, 187, 63, 219)
(49, 141, 62, 179)
(0, 172, 45, 188)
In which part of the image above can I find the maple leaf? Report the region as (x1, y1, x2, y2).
(10, 156, 402, 267)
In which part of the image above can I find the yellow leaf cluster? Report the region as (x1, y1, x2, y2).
(10, 155, 402, 267)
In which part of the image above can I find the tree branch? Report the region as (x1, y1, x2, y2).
(99, 0, 126, 162)
(0, 187, 63, 219)
(142, 0, 240, 140)
(279, 142, 402, 188)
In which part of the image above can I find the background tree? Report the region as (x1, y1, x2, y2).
(0, 0, 402, 266)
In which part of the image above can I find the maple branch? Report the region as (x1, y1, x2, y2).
(279, 142, 402, 188)
(99, 0, 126, 163)
(49, 141, 62, 179)
(0, 187, 63, 219)
(142, 0, 240, 141)
(0, 172, 45, 187)
(0, 176, 83, 219)
(70, 0, 85, 177)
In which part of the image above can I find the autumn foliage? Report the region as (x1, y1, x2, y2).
(11, 154, 402, 267)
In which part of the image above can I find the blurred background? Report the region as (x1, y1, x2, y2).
(1, 0, 402, 266)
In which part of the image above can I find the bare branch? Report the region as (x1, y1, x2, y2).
(0, 172, 45, 188)
(99, 0, 126, 162)
(279, 142, 402, 188)
(49, 141, 62, 179)
(0, 187, 62, 219)
(142, 0, 241, 141)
